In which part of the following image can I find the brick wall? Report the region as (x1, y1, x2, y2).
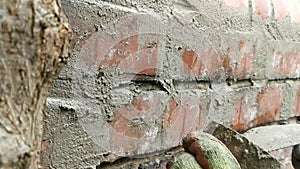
(41, 0, 300, 168)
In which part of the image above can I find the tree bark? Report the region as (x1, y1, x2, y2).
(0, 0, 70, 168)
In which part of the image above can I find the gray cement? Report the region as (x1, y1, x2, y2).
(42, 0, 300, 168)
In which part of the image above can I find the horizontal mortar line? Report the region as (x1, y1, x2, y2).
(130, 76, 300, 84)
(227, 77, 300, 88)
(266, 76, 300, 82)
(111, 77, 210, 90)
(260, 77, 300, 87)
(112, 82, 207, 91)
(112, 76, 300, 90)
(97, 146, 183, 168)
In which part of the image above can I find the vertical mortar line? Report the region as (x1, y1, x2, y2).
(269, 0, 275, 20)
(268, 0, 281, 39)
(269, 0, 283, 40)
(247, 0, 253, 30)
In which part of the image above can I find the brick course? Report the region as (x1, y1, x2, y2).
(42, 0, 300, 168)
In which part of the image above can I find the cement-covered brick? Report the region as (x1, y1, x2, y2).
(292, 82, 300, 117)
(41, 99, 109, 169)
(252, 0, 271, 19)
(43, 0, 300, 168)
(272, 0, 289, 20)
(224, 0, 248, 8)
(206, 82, 290, 131)
(230, 84, 283, 131)
(288, 0, 300, 23)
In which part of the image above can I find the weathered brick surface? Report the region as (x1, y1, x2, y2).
(224, 0, 248, 8)
(230, 85, 282, 131)
(293, 87, 300, 116)
(273, 0, 289, 20)
(42, 0, 300, 168)
(252, 0, 271, 19)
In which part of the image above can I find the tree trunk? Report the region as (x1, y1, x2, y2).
(0, 0, 70, 168)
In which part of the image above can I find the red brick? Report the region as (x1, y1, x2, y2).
(181, 47, 221, 78)
(224, 0, 247, 8)
(220, 38, 255, 79)
(109, 92, 162, 138)
(98, 35, 139, 67)
(293, 87, 300, 116)
(182, 49, 198, 72)
(162, 98, 179, 129)
(182, 48, 204, 77)
(272, 51, 300, 77)
(43, 0, 300, 168)
(231, 86, 282, 131)
(181, 42, 254, 79)
(255, 87, 282, 123)
(238, 40, 245, 50)
(226, 41, 255, 78)
(117, 41, 158, 76)
(288, 0, 300, 23)
(108, 91, 204, 155)
(78, 20, 139, 67)
(162, 96, 201, 143)
(272, 0, 289, 20)
(198, 48, 224, 78)
(79, 36, 159, 77)
(252, 0, 271, 19)
(78, 19, 160, 77)
(224, 0, 300, 22)
(231, 95, 251, 131)
(191, 108, 206, 131)
(108, 92, 164, 155)
(234, 51, 254, 77)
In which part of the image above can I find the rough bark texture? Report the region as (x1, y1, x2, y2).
(0, 0, 70, 168)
